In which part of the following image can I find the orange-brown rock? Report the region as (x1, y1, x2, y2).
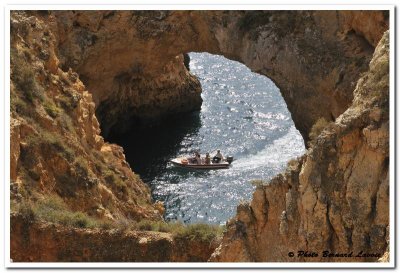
(47, 10, 387, 141)
(10, 214, 217, 262)
(210, 31, 389, 262)
(10, 10, 389, 263)
(10, 11, 161, 222)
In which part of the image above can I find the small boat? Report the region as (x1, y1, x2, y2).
(170, 156, 234, 170)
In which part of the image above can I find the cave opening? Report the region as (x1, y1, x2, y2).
(106, 52, 305, 224)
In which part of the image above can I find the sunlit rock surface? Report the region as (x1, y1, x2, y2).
(10, 10, 389, 262)
(210, 31, 389, 262)
(47, 10, 387, 141)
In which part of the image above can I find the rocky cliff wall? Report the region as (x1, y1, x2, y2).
(10, 11, 162, 223)
(10, 214, 217, 262)
(210, 30, 389, 262)
(10, 10, 389, 263)
(47, 10, 387, 141)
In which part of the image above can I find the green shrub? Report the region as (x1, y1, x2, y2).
(17, 201, 35, 222)
(103, 168, 127, 193)
(43, 100, 60, 118)
(11, 92, 31, 116)
(132, 220, 183, 233)
(308, 117, 329, 146)
(135, 219, 156, 231)
(11, 54, 43, 102)
(29, 131, 75, 162)
(173, 222, 223, 242)
(74, 156, 89, 176)
(114, 178, 128, 193)
(69, 212, 94, 228)
(57, 92, 81, 110)
(15, 195, 111, 230)
(39, 194, 67, 210)
(32, 195, 99, 228)
(104, 169, 118, 184)
(128, 220, 224, 243)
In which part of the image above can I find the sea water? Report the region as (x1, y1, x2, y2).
(111, 53, 305, 225)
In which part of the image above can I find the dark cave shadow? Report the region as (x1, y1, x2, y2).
(107, 111, 202, 183)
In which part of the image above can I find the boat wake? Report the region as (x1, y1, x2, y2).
(232, 126, 305, 174)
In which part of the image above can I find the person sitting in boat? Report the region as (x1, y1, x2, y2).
(205, 153, 211, 164)
(195, 152, 202, 165)
(213, 150, 224, 163)
(189, 152, 198, 164)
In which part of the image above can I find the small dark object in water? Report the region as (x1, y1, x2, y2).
(226, 156, 234, 164)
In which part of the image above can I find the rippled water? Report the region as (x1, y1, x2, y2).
(110, 53, 305, 225)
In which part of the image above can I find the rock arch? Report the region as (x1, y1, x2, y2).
(10, 10, 390, 262)
(49, 10, 388, 262)
(49, 10, 388, 142)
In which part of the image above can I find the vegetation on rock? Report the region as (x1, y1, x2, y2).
(308, 117, 330, 147)
(9, 10, 390, 263)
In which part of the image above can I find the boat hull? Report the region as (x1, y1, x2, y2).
(170, 158, 230, 169)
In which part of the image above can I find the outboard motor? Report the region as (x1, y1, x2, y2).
(226, 156, 234, 164)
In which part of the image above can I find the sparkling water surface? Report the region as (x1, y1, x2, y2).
(111, 53, 305, 225)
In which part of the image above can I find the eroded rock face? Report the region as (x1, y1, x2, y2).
(210, 31, 389, 262)
(48, 11, 207, 136)
(10, 214, 217, 262)
(10, 11, 162, 222)
(10, 10, 389, 263)
(47, 10, 388, 141)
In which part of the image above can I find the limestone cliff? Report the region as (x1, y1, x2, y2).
(48, 11, 204, 136)
(46, 10, 387, 142)
(10, 10, 389, 263)
(10, 214, 218, 262)
(210, 30, 389, 262)
(10, 12, 220, 262)
(10, 11, 162, 222)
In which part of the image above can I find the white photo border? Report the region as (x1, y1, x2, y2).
(3, 3, 396, 269)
